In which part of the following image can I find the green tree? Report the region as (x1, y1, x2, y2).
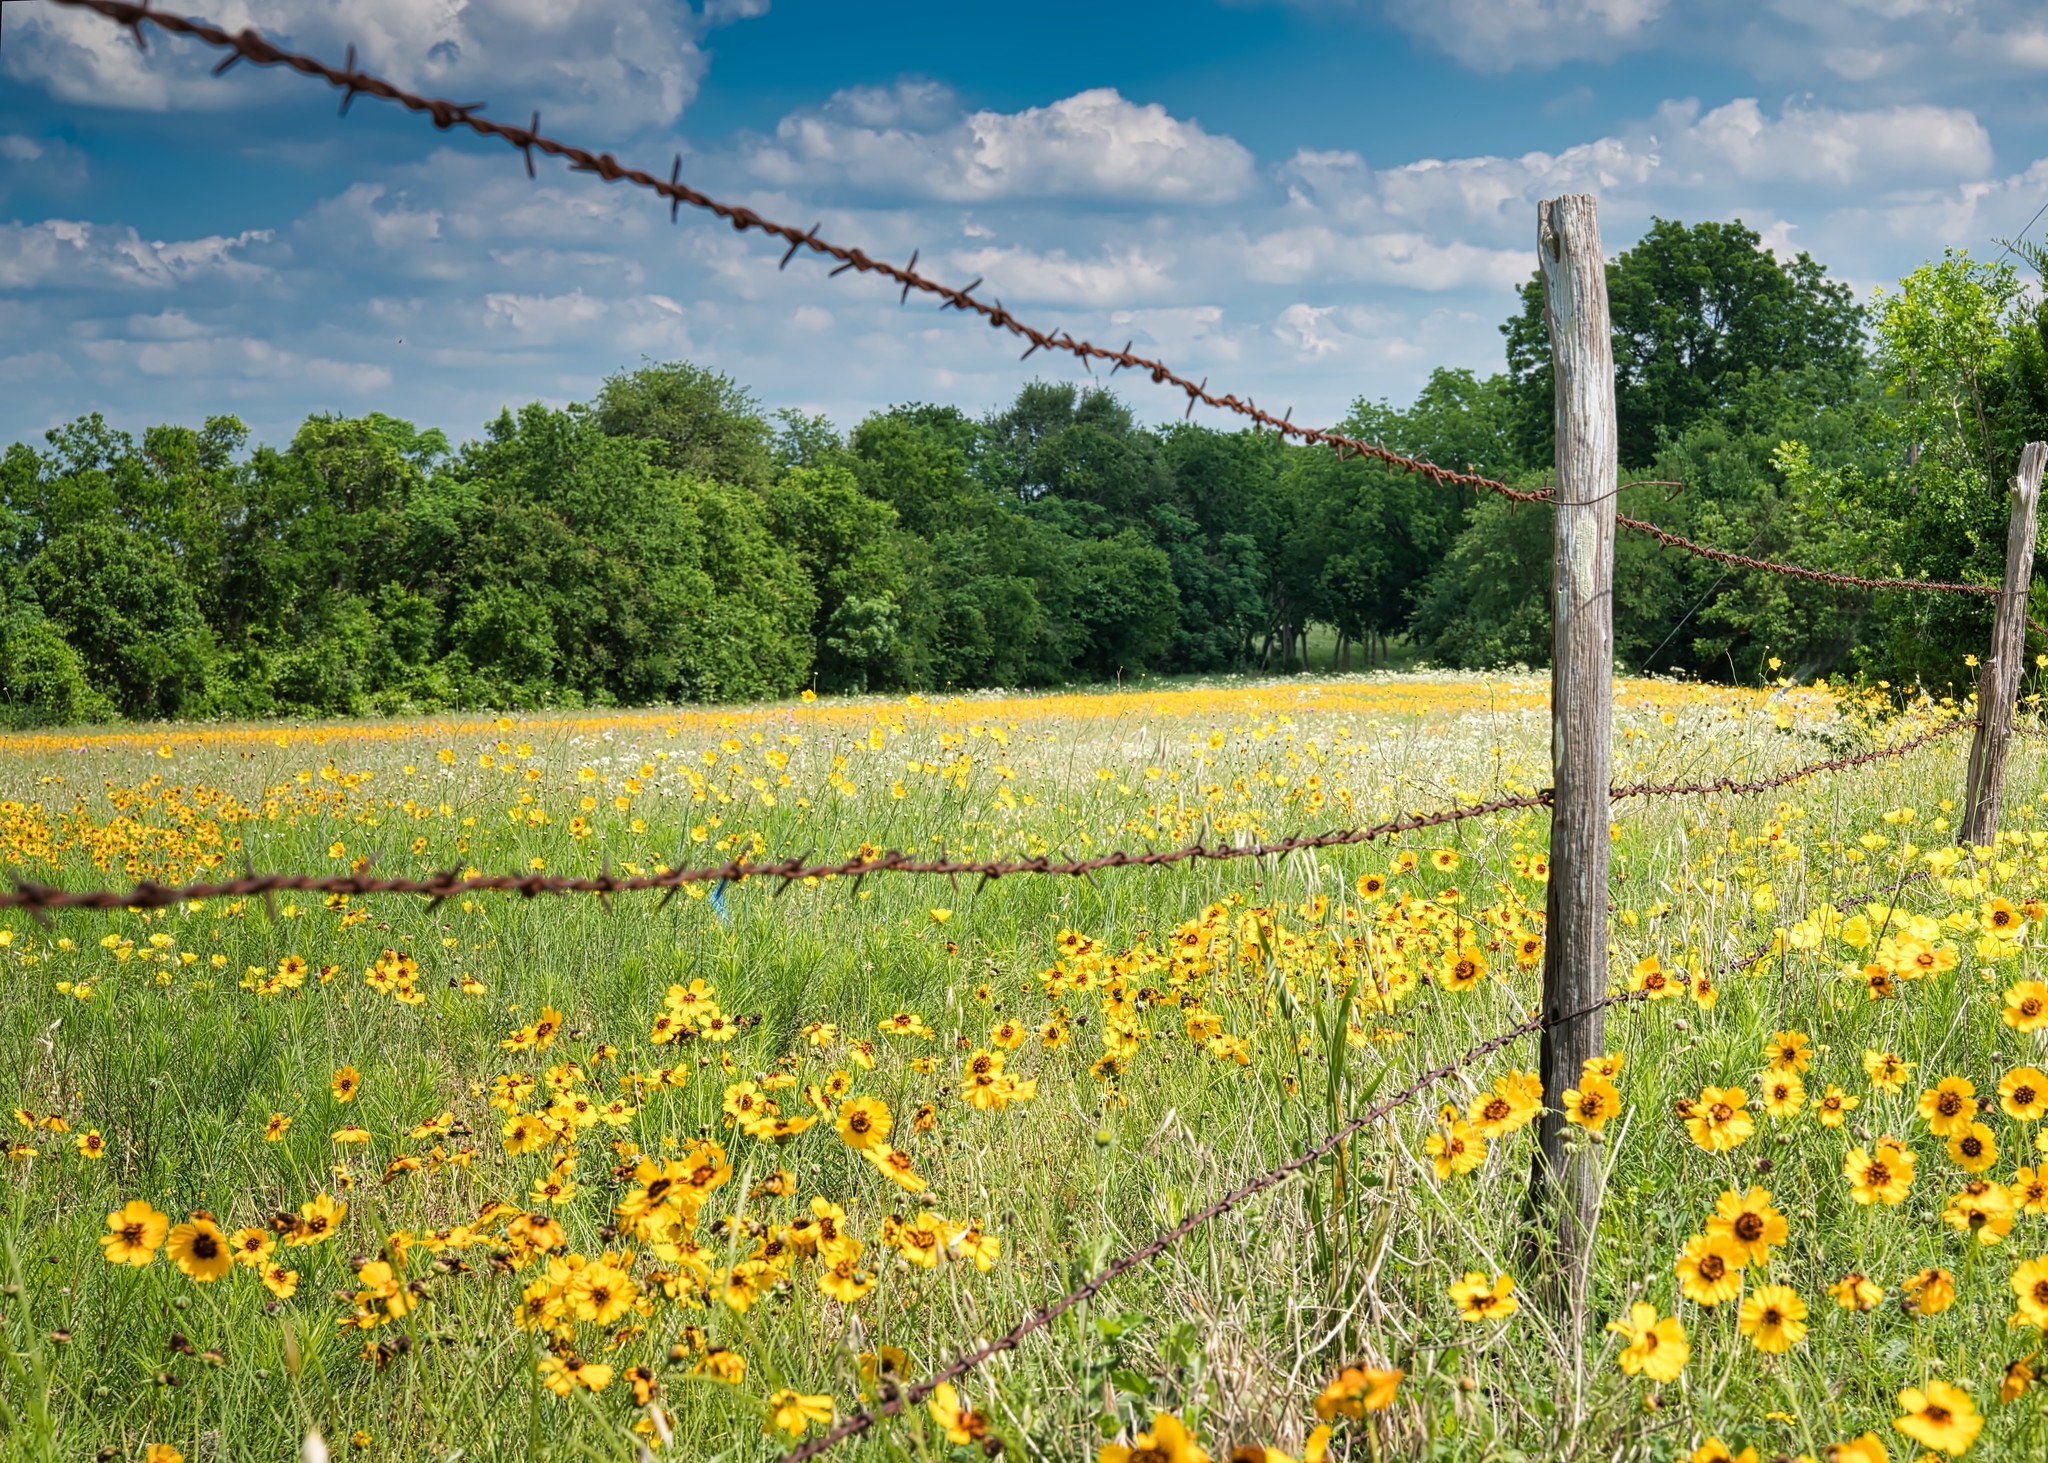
(1503, 218, 1864, 467)
(588, 362, 775, 489)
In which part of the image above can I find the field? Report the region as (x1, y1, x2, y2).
(0, 670, 2040, 1463)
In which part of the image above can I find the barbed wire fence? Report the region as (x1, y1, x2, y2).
(16, 2, 2048, 1456)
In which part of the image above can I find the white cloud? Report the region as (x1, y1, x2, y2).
(1, 0, 770, 128)
(745, 85, 1258, 204)
(1382, 0, 1670, 70)
(0, 220, 275, 290)
(942, 244, 1175, 307)
(1668, 98, 1992, 187)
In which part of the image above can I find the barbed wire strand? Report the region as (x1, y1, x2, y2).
(30, 0, 2026, 607)
(1, 719, 1980, 916)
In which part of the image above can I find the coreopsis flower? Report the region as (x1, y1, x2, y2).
(1628, 955, 1680, 1000)
(1688, 1440, 1756, 1463)
(1844, 1141, 1916, 1206)
(2004, 980, 2048, 1032)
(1607, 1302, 1687, 1380)
(100, 1200, 169, 1267)
(74, 1129, 105, 1160)
(766, 1389, 833, 1437)
(2014, 1165, 2048, 1214)
(835, 1096, 891, 1151)
(2010, 1255, 2048, 1328)
(1737, 1283, 1807, 1353)
(1812, 1085, 1857, 1127)
(1447, 1271, 1517, 1322)
(1425, 1112, 1487, 1180)
(1562, 1074, 1621, 1133)
(1100, 1411, 1208, 1463)
(228, 1227, 274, 1268)
(286, 1193, 346, 1246)
(1822, 1435, 1888, 1463)
(930, 1384, 991, 1446)
(166, 1216, 233, 1283)
(1948, 1122, 1999, 1174)
(2001, 1067, 2048, 1121)
(1943, 1180, 2016, 1244)
(1674, 1233, 1745, 1306)
(537, 1355, 613, 1396)
(2002, 1355, 2037, 1404)
(863, 1144, 927, 1193)
(1706, 1188, 1788, 1265)
(263, 1113, 292, 1142)
(1312, 1364, 1402, 1420)
(1685, 1087, 1755, 1152)
(331, 1066, 361, 1103)
(1828, 1272, 1884, 1312)
(1764, 1030, 1812, 1073)
(1759, 1070, 1806, 1120)
(1903, 1267, 1958, 1317)
(1919, 1077, 1978, 1136)
(1893, 1378, 1981, 1455)
(1863, 1049, 1913, 1094)
(1467, 1074, 1542, 1139)
(259, 1263, 297, 1299)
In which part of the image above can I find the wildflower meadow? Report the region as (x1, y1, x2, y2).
(2, 670, 2044, 1462)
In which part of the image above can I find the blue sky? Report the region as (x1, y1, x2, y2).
(4, 0, 2048, 453)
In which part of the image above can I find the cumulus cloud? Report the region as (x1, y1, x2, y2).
(744, 85, 1258, 204)
(1, 0, 770, 128)
(1665, 98, 1992, 187)
(0, 220, 276, 291)
(1381, 0, 1670, 70)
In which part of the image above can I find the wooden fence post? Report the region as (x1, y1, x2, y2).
(1961, 440, 2048, 849)
(1529, 193, 1616, 1317)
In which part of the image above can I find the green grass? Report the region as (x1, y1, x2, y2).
(0, 673, 2040, 1463)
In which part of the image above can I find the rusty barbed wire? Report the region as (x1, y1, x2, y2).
(0, 718, 1984, 916)
(1613, 514, 2002, 598)
(0, 791, 1555, 915)
(39, 0, 2033, 611)
(1609, 717, 1979, 803)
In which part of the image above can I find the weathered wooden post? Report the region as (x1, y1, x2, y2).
(1529, 194, 1616, 1318)
(1961, 440, 2048, 848)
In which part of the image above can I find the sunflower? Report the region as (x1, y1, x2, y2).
(1844, 1141, 1916, 1206)
(1737, 1283, 1807, 1353)
(1893, 1378, 1981, 1455)
(100, 1199, 169, 1267)
(1674, 1233, 1745, 1306)
(1607, 1302, 1687, 1381)
(1448, 1271, 1517, 1323)
(1685, 1087, 1755, 1153)
(166, 1216, 233, 1283)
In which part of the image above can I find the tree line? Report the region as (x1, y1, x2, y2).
(4, 219, 2046, 724)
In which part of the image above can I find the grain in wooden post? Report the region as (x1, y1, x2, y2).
(1527, 193, 1616, 1317)
(1961, 440, 2048, 849)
